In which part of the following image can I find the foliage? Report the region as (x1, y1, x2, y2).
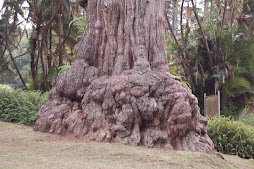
(1, 0, 85, 90)
(0, 0, 31, 89)
(0, 84, 14, 90)
(169, 18, 254, 116)
(69, 16, 87, 40)
(165, 33, 191, 88)
(207, 116, 254, 159)
(26, 64, 71, 91)
(26, 69, 56, 92)
(58, 64, 71, 74)
(238, 111, 254, 127)
(169, 66, 191, 88)
(220, 100, 238, 117)
(0, 85, 48, 126)
(165, 0, 254, 117)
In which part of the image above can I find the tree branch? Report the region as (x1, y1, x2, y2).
(218, 1, 227, 61)
(4, 51, 31, 66)
(180, 0, 185, 39)
(39, 0, 63, 90)
(165, 11, 179, 46)
(5, 7, 27, 89)
(249, 20, 254, 31)
(191, 0, 213, 68)
(230, 0, 235, 28)
(1, 18, 28, 58)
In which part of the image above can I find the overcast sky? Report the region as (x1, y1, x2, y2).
(0, 0, 3, 9)
(0, 0, 31, 29)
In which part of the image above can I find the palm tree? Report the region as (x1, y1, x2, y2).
(167, 0, 254, 116)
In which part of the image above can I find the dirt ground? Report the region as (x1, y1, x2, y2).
(0, 121, 253, 169)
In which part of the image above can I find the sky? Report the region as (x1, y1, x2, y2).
(0, 0, 31, 29)
(0, 0, 3, 6)
(0, 0, 3, 10)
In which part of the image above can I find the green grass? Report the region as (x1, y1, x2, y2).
(0, 121, 253, 169)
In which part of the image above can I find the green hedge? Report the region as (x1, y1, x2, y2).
(207, 116, 254, 159)
(0, 86, 48, 126)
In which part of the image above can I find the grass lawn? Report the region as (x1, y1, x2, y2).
(0, 121, 253, 169)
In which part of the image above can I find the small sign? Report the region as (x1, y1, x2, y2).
(204, 91, 220, 118)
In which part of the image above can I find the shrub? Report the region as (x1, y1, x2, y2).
(207, 116, 254, 159)
(0, 86, 48, 126)
(0, 84, 13, 90)
(238, 112, 254, 127)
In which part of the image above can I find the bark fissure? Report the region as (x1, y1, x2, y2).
(75, 0, 169, 75)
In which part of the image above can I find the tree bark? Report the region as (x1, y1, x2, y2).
(203, 0, 208, 22)
(75, 0, 169, 75)
(165, 11, 179, 46)
(180, 0, 185, 39)
(34, 0, 215, 155)
(49, 28, 52, 69)
(30, 30, 39, 90)
(210, 0, 213, 18)
(172, 0, 178, 37)
(230, 0, 235, 28)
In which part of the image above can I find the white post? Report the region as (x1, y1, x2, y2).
(218, 91, 220, 117)
(204, 93, 206, 117)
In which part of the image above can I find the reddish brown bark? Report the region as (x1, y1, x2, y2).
(34, 0, 215, 154)
(75, 0, 169, 75)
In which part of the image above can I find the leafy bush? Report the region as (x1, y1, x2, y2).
(27, 65, 71, 92)
(220, 100, 239, 117)
(0, 84, 13, 90)
(69, 16, 87, 40)
(207, 116, 254, 159)
(238, 112, 254, 127)
(0, 86, 48, 126)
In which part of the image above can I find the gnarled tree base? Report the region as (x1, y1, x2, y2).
(34, 59, 214, 153)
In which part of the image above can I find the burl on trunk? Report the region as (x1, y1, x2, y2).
(34, 0, 214, 153)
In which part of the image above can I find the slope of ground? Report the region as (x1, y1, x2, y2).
(0, 121, 253, 169)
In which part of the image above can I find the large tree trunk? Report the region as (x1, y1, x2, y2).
(34, 0, 215, 154)
(75, 0, 169, 75)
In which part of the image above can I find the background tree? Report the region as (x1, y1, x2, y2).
(166, 0, 254, 116)
(0, 0, 29, 89)
(0, 0, 87, 91)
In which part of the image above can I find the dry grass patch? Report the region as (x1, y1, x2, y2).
(0, 121, 253, 169)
